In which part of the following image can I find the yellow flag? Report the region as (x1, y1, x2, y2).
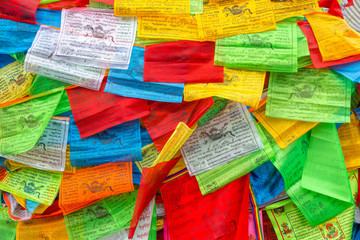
(306, 13, 360, 61)
(16, 215, 69, 240)
(114, 0, 191, 16)
(338, 113, 360, 171)
(167, 157, 187, 176)
(152, 122, 196, 166)
(253, 103, 318, 149)
(137, 15, 200, 40)
(11, 194, 49, 215)
(12, 194, 26, 209)
(272, 0, 319, 22)
(184, 68, 265, 108)
(135, 143, 159, 172)
(196, 0, 276, 39)
(0, 61, 34, 104)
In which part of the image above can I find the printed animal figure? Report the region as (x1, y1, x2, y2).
(93, 130, 122, 146)
(86, 206, 110, 220)
(5, 219, 13, 225)
(200, 123, 235, 151)
(200, 123, 235, 142)
(220, 73, 241, 87)
(39, 234, 50, 240)
(85, 206, 111, 228)
(333, 21, 353, 37)
(223, 73, 241, 86)
(84, 25, 115, 43)
(274, 206, 285, 216)
(243, 35, 274, 50)
(20, 114, 42, 129)
(94, 95, 119, 106)
(34, 142, 47, 153)
(223, 4, 253, 17)
(9, 74, 26, 86)
(288, 84, 319, 100)
(128, 60, 143, 77)
(82, 178, 114, 194)
(20, 181, 44, 198)
(203, 73, 239, 88)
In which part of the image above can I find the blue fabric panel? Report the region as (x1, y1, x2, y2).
(105, 46, 184, 103)
(250, 161, 285, 205)
(0, 19, 39, 54)
(330, 60, 360, 83)
(35, 8, 62, 28)
(69, 118, 142, 167)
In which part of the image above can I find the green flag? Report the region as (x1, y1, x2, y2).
(0, 167, 62, 205)
(301, 123, 353, 203)
(28, 76, 71, 115)
(215, 22, 298, 73)
(197, 97, 229, 126)
(271, 131, 354, 226)
(0, 90, 63, 155)
(0, 207, 17, 240)
(266, 68, 352, 123)
(65, 190, 138, 240)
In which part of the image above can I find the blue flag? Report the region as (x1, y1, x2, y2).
(105, 46, 184, 103)
(0, 19, 39, 54)
(69, 117, 142, 167)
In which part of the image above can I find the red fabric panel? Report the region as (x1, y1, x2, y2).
(144, 41, 224, 83)
(128, 157, 180, 238)
(142, 98, 213, 151)
(32, 200, 63, 219)
(318, 0, 343, 18)
(91, 0, 113, 4)
(344, 0, 354, 7)
(39, 0, 89, 10)
(328, 0, 344, 18)
(67, 87, 150, 138)
(161, 173, 250, 240)
(0, 0, 41, 24)
(235, 174, 250, 240)
(298, 21, 360, 68)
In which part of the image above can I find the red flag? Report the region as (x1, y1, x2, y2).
(318, 0, 344, 18)
(144, 41, 224, 83)
(142, 98, 213, 151)
(39, 0, 89, 10)
(31, 200, 63, 219)
(128, 157, 180, 238)
(67, 87, 150, 138)
(344, 0, 354, 7)
(298, 21, 360, 68)
(161, 173, 250, 240)
(0, 0, 41, 24)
